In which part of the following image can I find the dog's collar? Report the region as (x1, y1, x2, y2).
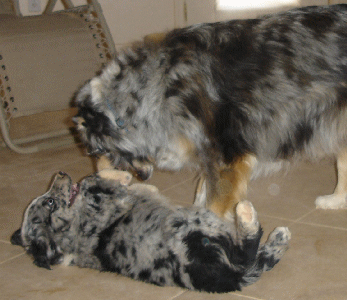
(106, 99, 127, 130)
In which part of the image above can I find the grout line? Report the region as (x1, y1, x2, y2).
(234, 293, 267, 300)
(167, 290, 186, 300)
(258, 211, 347, 231)
(0, 252, 25, 266)
(257, 213, 297, 223)
(292, 208, 316, 223)
(293, 220, 347, 231)
(160, 174, 198, 193)
(0, 239, 11, 244)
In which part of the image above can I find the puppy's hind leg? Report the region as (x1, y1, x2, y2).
(235, 201, 263, 265)
(242, 227, 291, 286)
(315, 148, 347, 209)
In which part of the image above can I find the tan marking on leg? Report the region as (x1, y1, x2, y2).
(209, 154, 257, 218)
(97, 155, 114, 171)
(98, 169, 132, 186)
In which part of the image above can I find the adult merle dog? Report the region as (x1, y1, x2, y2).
(11, 170, 290, 293)
(74, 5, 347, 219)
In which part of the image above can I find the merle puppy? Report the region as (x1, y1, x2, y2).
(74, 5, 347, 220)
(11, 170, 290, 293)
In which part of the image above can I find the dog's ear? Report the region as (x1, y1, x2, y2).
(29, 239, 63, 270)
(10, 229, 23, 246)
(89, 61, 122, 104)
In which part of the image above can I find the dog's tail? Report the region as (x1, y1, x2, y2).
(241, 227, 291, 287)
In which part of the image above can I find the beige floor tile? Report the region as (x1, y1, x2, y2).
(248, 159, 336, 221)
(0, 254, 185, 300)
(240, 223, 347, 300)
(0, 241, 24, 263)
(1, 140, 347, 300)
(298, 209, 347, 230)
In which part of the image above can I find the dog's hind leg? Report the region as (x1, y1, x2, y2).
(315, 149, 347, 209)
(208, 154, 257, 219)
(194, 175, 207, 207)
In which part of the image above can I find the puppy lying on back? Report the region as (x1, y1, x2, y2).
(11, 170, 290, 293)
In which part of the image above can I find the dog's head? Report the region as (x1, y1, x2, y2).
(73, 39, 209, 180)
(11, 172, 79, 269)
(73, 54, 160, 180)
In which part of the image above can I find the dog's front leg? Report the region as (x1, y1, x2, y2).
(208, 154, 256, 219)
(316, 149, 347, 209)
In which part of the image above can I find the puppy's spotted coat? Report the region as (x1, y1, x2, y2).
(11, 170, 290, 293)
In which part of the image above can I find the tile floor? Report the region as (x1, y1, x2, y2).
(1, 141, 347, 300)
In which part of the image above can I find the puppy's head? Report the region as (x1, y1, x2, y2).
(11, 172, 79, 269)
(11, 170, 133, 270)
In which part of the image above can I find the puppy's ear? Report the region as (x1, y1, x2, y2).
(29, 239, 63, 270)
(11, 229, 23, 246)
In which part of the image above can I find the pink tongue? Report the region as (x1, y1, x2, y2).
(69, 183, 79, 206)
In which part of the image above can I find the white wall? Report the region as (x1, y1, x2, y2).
(19, 0, 347, 49)
(20, 0, 178, 49)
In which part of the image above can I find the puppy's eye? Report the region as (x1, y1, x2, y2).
(46, 198, 55, 207)
(202, 237, 210, 246)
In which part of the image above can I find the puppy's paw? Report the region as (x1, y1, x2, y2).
(261, 227, 291, 272)
(315, 194, 347, 209)
(98, 169, 132, 186)
(96, 155, 114, 171)
(266, 227, 291, 248)
(236, 200, 259, 235)
(128, 183, 159, 194)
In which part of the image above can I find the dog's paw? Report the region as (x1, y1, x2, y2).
(315, 194, 347, 209)
(98, 169, 132, 186)
(236, 200, 259, 235)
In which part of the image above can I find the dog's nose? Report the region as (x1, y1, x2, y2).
(58, 171, 67, 177)
(72, 116, 86, 127)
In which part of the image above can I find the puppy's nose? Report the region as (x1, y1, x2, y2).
(58, 171, 67, 177)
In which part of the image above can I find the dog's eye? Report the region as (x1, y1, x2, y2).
(116, 118, 125, 128)
(202, 237, 210, 246)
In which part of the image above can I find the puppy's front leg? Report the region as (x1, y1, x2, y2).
(235, 201, 262, 264)
(209, 154, 256, 219)
(315, 148, 347, 209)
